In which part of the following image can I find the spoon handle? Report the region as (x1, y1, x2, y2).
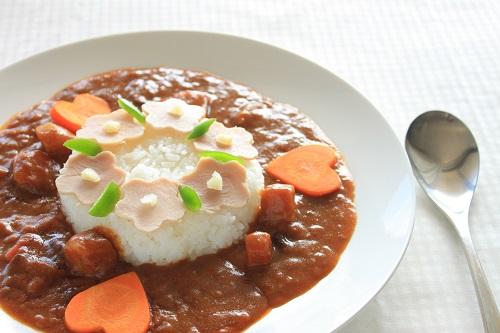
(457, 226, 500, 333)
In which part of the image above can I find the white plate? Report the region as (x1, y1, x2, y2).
(0, 31, 415, 333)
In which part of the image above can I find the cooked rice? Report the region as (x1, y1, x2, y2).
(59, 137, 264, 265)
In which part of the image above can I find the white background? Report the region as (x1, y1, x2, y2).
(0, 1, 499, 332)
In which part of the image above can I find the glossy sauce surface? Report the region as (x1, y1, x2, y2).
(0, 68, 356, 332)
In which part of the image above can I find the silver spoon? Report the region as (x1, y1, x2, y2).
(405, 110, 500, 333)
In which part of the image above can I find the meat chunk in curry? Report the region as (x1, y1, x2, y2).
(12, 149, 59, 195)
(35, 122, 74, 162)
(64, 231, 118, 277)
(2, 233, 65, 296)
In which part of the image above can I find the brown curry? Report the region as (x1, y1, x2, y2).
(0, 68, 356, 332)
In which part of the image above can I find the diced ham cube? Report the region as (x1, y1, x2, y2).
(259, 184, 296, 223)
(245, 231, 273, 266)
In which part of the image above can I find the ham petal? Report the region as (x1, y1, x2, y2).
(76, 109, 144, 146)
(181, 158, 249, 212)
(56, 152, 126, 204)
(193, 122, 258, 159)
(115, 178, 185, 232)
(143, 98, 206, 134)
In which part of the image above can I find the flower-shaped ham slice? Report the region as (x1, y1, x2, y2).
(193, 122, 258, 159)
(181, 158, 250, 212)
(77, 110, 144, 146)
(56, 152, 126, 204)
(142, 98, 206, 133)
(115, 178, 185, 232)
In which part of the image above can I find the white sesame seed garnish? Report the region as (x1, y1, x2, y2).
(216, 134, 233, 147)
(206, 171, 223, 191)
(168, 105, 184, 117)
(80, 168, 101, 183)
(140, 193, 158, 207)
(102, 120, 121, 134)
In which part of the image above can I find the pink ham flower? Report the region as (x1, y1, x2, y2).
(55, 152, 126, 204)
(143, 98, 205, 134)
(193, 122, 258, 159)
(180, 158, 250, 212)
(77, 110, 144, 147)
(115, 178, 185, 232)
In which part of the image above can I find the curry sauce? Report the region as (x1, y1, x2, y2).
(0, 68, 356, 332)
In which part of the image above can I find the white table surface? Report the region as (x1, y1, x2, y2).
(1, 1, 499, 332)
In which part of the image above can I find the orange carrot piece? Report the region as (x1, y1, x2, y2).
(51, 93, 111, 133)
(65, 272, 150, 333)
(266, 144, 341, 197)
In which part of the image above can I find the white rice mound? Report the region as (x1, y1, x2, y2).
(59, 136, 264, 266)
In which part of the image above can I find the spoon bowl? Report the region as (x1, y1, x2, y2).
(406, 110, 499, 333)
(406, 111, 479, 214)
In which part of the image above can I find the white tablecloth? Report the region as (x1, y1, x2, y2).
(1, 1, 499, 332)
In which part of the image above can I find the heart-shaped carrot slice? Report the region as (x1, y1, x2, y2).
(65, 272, 150, 333)
(51, 93, 111, 132)
(266, 144, 341, 197)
